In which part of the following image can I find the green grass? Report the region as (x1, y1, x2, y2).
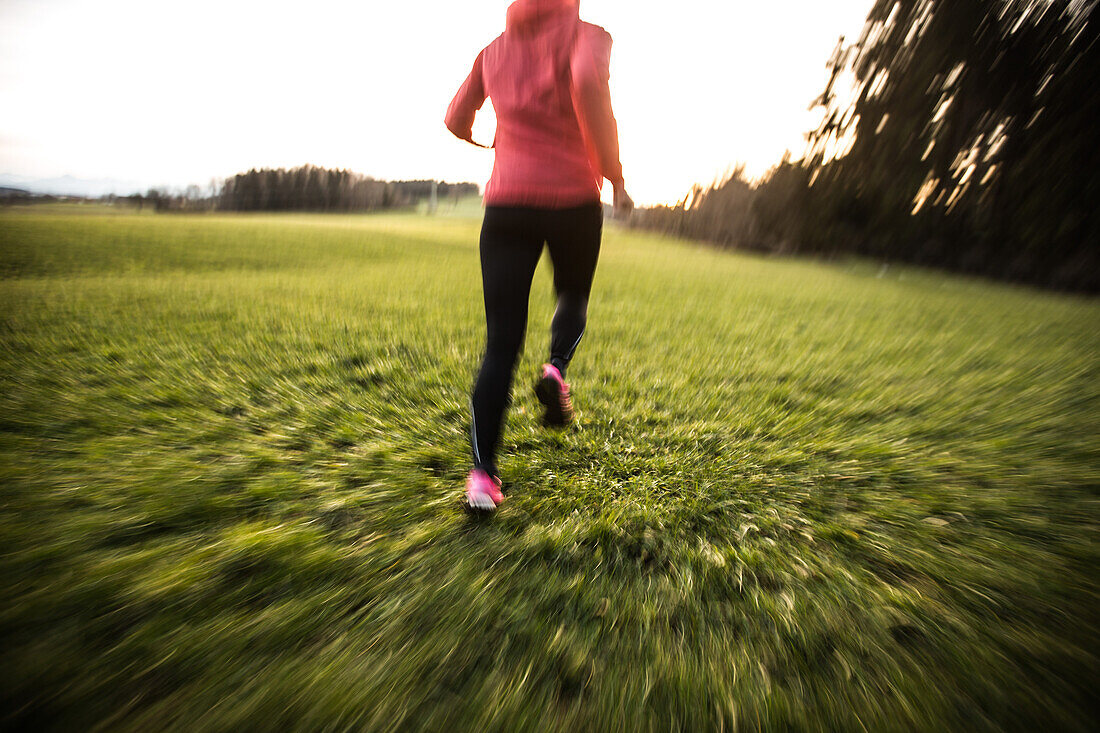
(1, 205, 1097, 731)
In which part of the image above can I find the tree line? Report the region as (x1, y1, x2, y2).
(120, 166, 478, 214)
(631, 0, 1097, 292)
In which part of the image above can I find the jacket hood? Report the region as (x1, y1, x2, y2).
(506, 0, 579, 34)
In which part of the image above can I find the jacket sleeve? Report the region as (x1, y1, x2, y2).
(570, 27, 624, 188)
(445, 50, 489, 146)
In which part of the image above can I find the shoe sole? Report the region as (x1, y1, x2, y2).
(467, 493, 498, 512)
(534, 375, 571, 427)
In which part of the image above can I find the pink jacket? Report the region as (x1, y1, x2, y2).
(445, 0, 624, 209)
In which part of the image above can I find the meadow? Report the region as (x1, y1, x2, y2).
(1, 203, 1096, 730)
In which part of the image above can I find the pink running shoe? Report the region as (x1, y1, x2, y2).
(534, 364, 574, 427)
(465, 469, 504, 511)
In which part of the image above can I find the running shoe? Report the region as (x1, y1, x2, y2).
(534, 363, 574, 427)
(465, 469, 504, 511)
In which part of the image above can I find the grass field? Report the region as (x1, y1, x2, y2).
(1, 204, 1097, 730)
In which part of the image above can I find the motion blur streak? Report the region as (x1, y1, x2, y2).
(0, 0, 1097, 730)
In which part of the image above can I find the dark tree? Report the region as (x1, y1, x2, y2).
(631, 0, 1098, 291)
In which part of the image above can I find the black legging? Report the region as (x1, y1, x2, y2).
(471, 202, 603, 477)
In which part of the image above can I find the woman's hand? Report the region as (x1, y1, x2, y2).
(613, 185, 634, 216)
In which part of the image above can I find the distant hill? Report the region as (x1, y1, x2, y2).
(0, 174, 152, 198)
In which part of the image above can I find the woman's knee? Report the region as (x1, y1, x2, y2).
(485, 330, 526, 365)
(555, 292, 588, 316)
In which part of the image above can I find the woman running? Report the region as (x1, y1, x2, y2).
(446, 0, 632, 511)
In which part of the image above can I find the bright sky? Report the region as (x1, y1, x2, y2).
(0, 0, 873, 205)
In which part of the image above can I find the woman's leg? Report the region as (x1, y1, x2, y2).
(472, 207, 544, 477)
(545, 203, 603, 378)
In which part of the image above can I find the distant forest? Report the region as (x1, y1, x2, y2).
(632, 0, 1097, 292)
(118, 166, 478, 214)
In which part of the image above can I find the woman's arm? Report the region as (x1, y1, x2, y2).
(570, 27, 625, 193)
(445, 50, 489, 147)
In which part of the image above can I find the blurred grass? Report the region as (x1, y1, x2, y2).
(0, 205, 1097, 731)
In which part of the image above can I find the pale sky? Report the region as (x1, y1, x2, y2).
(0, 0, 873, 205)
